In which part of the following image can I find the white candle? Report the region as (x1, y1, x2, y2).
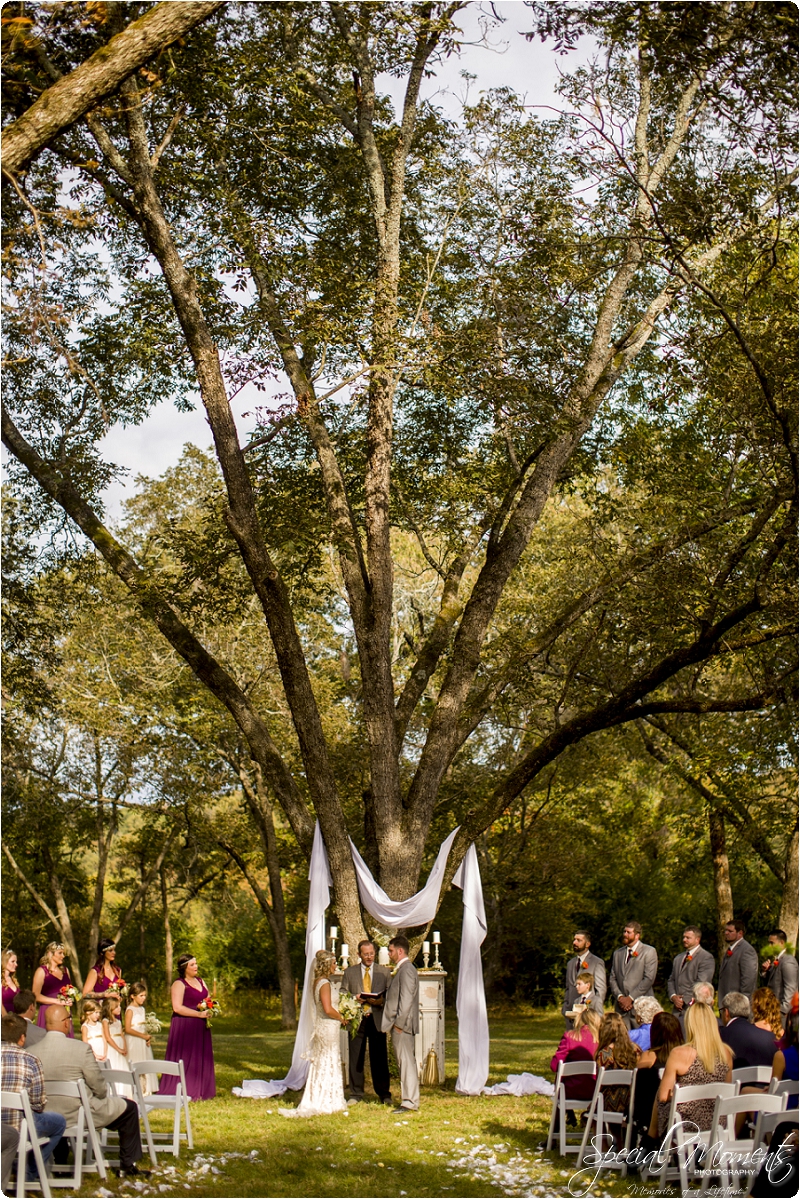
(423, 941, 430, 954)
(329, 926, 338, 939)
(340, 943, 349, 957)
(432, 931, 441, 944)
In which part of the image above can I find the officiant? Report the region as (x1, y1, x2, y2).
(342, 940, 392, 1105)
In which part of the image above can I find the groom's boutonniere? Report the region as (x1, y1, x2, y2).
(630, 950, 639, 959)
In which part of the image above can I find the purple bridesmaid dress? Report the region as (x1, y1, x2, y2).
(92, 968, 122, 997)
(1, 984, 18, 1012)
(36, 966, 75, 1037)
(160, 978, 216, 1100)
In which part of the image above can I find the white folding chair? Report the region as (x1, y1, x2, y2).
(577, 1068, 637, 1178)
(748, 1109, 799, 1196)
(1, 1090, 52, 1197)
(132, 1060, 192, 1160)
(769, 1078, 800, 1101)
(649, 1081, 737, 1191)
(702, 1092, 785, 1192)
(546, 1060, 596, 1156)
(94, 1068, 136, 1166)
(44, 1079, 107, 1186)
(732, 1065, 773, 1091)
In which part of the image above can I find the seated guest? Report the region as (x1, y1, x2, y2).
(12, 991, 45, 1047)
(630, 996, 663, 1050)
(752, 986, 785, 1041)
(692, 980, 715, 1007)
(771, 1000, 799, 1110)
(1, 1125, 19, 1194)
(653, 1001, 733, 1138)
(719, 991, 778, 1068)
(632, 1012, 682, 1144)
(1, 1014, 66, 1183)
(550, 1008, 601, 1125)
(595, 1013, 639, 1118)
(30, 1005, 150, 1179)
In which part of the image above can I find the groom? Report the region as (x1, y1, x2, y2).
(382, 935, 419, 1114)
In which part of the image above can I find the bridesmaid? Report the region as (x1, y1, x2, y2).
(160, 953, 216, 1100)
(32, 943, 75, 1036)
(82, 938, 123, 999)
(1, 950, 20, 1015)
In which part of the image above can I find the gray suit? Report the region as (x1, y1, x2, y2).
(609, 942, 658, 1028)
(666, 946, 715, 1013)
(381, 958, 419, 1109)
(341, 962, 391, 1100)
(563, 951, 607, 1022)
(765, 952, 799, 1015)
(22, 1019, 46, 1047)
(718, 939, 759, 1002)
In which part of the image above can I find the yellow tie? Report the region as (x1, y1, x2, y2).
(362, 968, 371, 1016)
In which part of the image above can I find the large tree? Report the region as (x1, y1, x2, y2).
(3, 2, 796, 946)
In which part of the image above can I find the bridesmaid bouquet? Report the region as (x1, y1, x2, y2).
(107, 977, 129, 999)
(59, 984, 81, 1007)
(143, 1013, 162, 1035)
(197, 998, 222, 1022)
(337, 991, 363, 1039)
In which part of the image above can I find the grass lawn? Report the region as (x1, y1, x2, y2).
(64, 1008, 655, 1199)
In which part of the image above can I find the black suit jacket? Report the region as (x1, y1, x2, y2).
(719, 1017, 778, 1069)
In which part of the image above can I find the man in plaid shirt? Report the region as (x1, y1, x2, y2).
(1, 1014, 65, 1181)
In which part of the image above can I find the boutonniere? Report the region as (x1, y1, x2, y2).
(773, 958, 781, 967)
(630, 950, 639, 959)
(581, 960, 588, 969)
(725, 949, 733, 957)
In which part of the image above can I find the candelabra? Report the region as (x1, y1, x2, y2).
(432, 930, 441, 969)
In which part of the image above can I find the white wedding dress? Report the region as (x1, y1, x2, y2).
(279, 978, 347, 1118)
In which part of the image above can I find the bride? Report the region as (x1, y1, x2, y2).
(280, 949, 349, 1118)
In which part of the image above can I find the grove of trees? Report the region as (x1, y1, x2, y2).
(2, 1, 797, 1022)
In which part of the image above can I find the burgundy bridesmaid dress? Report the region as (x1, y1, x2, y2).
(160, 978, 216, 1100)
(36, 966, 75, 1037)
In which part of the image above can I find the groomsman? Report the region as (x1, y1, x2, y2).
(666, 926, 715, 1016)
(609, 921, 658, 1028)
(341, 940, 391, 1104)
(562, 931, 607, 1025)
(718, 919, 759, 1002)
(762, 929, 799, 1017)
(382, 936, 419, 1114)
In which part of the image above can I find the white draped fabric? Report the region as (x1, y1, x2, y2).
(452, 844, 489, 1095)
(233, 822, 490, 1098)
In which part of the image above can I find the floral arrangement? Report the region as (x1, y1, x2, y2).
(59, 984, 81, 1007)
(143, 1012, 162, 1035)
(337, 991, 363, 1039)
(198, 998, 222, 1022)
(106, 977, 129, 999)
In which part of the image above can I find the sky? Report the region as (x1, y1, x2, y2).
(97, 1, 587, 516)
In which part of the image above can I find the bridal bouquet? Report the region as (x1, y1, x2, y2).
(198, 998, 222, 1022)
(337, 991, 363, 1039)
(143, 1012, 162, 1035)
(59, 984, 81, 1007)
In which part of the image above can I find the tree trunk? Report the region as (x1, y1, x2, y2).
(160, 867, 173, 990)
(779, 825, 799, 946)
(709, 807, 734, 955)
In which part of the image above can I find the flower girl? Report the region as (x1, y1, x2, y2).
(80, 1000, 106, 1060)
(101, 996, 133, 1095)
(124, 982, 155, 1095)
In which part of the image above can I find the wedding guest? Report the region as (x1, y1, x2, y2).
(608, 922, 657, 1029)
(770, 1001, 798, 1110)
(692, 980, 715, 1007)
(551, 1007, 601, 1110)
(160, 953, 215, 1100)
(124, 983, 155, 1095)
(653, 1002, 733, 1137)
(632, 1012, 683, 1145)
(718, 920, 759, 1002)
(719, 991, 777, 1068)
(594, 1013, 639, 1116)
(563, 931, 607, 1026)
(763, 931, 799, 1018)
(382, 935, 419, 1115)
(629, 996, 663, 1050)
(342, 941, 391, 1105)
(12, 991, 45, 1048)
(666, 926, 715, 1016)
(82, 938, 123, 999)
(1, 951, 20, 1015)
(32, 944, 75, 1036)
(752, 986, 785, 1041)
(31, 1005, 148, 1179)
(1, 1013, 66, 1183)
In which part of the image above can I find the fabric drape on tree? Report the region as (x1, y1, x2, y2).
(233, 823, 490, 1098)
